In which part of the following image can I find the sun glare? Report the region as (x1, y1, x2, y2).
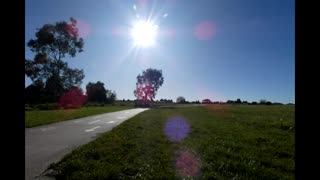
(130, 20, 158, 48)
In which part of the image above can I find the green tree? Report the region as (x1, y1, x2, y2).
(106, 90, 117, 104)
(86, 81, 117, 104)
(236, 98, 242, 104)
(43, 74, 64, 102)
(176, 96, 186, 103)
(86, 81, 107, 103)
(134, 68, 164, 106)
(25, 80, 45, 104)
(25, 17, 85, 102)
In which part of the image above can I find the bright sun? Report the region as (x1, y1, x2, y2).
(130, 20, 158, 48)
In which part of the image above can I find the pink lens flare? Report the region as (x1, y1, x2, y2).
(67, 19, 91, 38)
(164, 116, 190, 142)
(194, 21, 217, 40)
(137, 0, 148, 8)
(76, 19, 91, 38)
(175, 150, 201, 177)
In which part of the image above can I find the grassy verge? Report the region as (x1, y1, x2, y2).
(46, 105, 294, 179)
(25, 106, 134, 128)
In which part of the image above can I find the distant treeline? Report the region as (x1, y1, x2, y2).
(202, 98, 288, 105)
(224, 99, 286, 105)
(120, 98, 291, 105)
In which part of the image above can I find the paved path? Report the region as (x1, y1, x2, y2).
(25, 108, 149, 180)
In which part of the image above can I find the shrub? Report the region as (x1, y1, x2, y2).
(58, 87, 87, 109)
(25, 106, 33, 111)
(266, 101, 272, 105)
(259, 99, 267, 104)
(35, 103, 58, 110)
(47, 103, 59, 110)
(134, 100, 151, 107)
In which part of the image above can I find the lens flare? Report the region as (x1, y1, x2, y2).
(194, 20, 216, 40)
(164, 116, 190, 142)
(67, 19, 91, 38)
(175, 150, 201, 177)
(130, 20, 158, 47)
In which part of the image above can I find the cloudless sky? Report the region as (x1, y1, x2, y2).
(25, 0, 295, 103)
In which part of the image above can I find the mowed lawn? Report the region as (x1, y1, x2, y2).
(46, 105, 294, 179)
(25, 106, 134, 128)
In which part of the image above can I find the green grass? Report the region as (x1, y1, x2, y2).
(25, 106, 134, 128)
(46, 105, 294, 179)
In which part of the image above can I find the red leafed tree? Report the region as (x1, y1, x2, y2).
(58, 87, 87, 109)
(134, 68, 164, 106)
(135, 83, 154, 105)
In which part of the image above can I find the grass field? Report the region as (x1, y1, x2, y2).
(46, 105, 294, 179)
(25, 106, 134, 128)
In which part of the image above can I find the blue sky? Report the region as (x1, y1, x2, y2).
(25, 0, 295, 103)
